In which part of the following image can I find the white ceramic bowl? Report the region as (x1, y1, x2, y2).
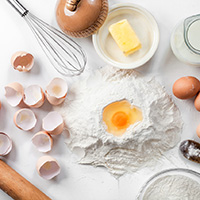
(92, 3, 159, 69)
(136, 168, 200, 200)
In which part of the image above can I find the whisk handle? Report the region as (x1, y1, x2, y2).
(6, 0, 28, 17)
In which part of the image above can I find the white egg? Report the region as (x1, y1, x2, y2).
(36, 156, 61, 180)
(42, 111, 64, 135)
(5, 82, 24, 107)
(14, 108, 37, 131)
(45, 78, 68, 105)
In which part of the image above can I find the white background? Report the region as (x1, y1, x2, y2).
(0, 0, 200, 199)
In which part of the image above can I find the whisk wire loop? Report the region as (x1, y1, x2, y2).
(26, 15, 80, 73)
(7, 0, 87, 76)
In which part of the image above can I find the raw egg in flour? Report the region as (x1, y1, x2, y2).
(102, 100, 143, 136)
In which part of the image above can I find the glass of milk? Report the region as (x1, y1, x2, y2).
(171, 14, 200, 65)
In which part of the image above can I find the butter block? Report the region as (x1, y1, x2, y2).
(109, 19, 142, 56)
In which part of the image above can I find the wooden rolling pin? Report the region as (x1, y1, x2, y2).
(0, 160, 51, 200)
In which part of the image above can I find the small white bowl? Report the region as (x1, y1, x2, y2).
(136, 168, 200, 200)
(92, 3, 159, 69)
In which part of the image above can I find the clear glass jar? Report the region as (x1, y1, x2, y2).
(170, 14, 200, 65)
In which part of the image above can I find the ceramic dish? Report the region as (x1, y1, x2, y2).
(136, 168, 200, 200)
(92, 3, 159, 69)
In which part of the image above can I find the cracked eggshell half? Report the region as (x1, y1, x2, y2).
(23, 85, 45, 108)
(11, 51, 34, 72)
(14, 108, 37, 131)
(45, 78, 68, 105)
(5, 82, 24, 107)
(32, 131, 53, 152)
(0, 132, 12, 156)
(37, 156, 61, 180)
(42, 111, 64, 135)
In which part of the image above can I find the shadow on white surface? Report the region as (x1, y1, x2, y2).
(30, 59, 41, 75)
(0, 103, 7, 130)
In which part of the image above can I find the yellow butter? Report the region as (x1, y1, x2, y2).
(109, 19, 142, 56)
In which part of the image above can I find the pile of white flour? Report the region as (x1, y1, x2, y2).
(56, 67, 183, 176)
(143, 175, 200, 200)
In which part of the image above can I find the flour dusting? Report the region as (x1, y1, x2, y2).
(143, 175, 200, 200)
(56, 67, 183, 176)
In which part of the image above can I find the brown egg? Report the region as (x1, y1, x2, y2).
(196, 123, 200, 138)
(173, 76, 200, 99)
(194, 92, 200, 111)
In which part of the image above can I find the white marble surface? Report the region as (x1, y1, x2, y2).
(0, 0, 200, 199)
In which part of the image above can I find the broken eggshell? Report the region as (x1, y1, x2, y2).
(42, 111, 64, 135)
(0, 132, 12, 156)
(32, 131, 53, 152)
(23, 85, 45, 108)
(11, 51, 34, 72)
(45, 78, 68, 105)
(14, 108, 37, 131)
(36, 156, 61, 180)
(5, 82, 24, 107)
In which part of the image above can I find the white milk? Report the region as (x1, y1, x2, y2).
(170, 16, 200, 65)
(188, 19, 200, 50)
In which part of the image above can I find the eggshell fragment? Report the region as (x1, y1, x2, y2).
(23, 85, 45, 108)
(5, 82, 24, 107)
(14, 108, 37, 131)
(37, 156, 61, 180)
(11, 51, 34, 72)
(32, 131, 53, 152)
(0, 132, 12, 156)
(173, 76, 200, 99)
(45, 78, 68, 105)
(42, 111, 64, 135)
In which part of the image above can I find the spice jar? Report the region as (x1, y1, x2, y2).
(56, 0, 108, 38)
(170, 14, 200, 65)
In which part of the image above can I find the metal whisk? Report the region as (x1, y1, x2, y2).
(6, 0, 87, 76)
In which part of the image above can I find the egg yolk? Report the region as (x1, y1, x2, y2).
(111, 111, 128, 127)
(103, 100, 143, 136)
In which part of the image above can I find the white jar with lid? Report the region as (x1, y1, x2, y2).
(171, 14, 200, 65)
